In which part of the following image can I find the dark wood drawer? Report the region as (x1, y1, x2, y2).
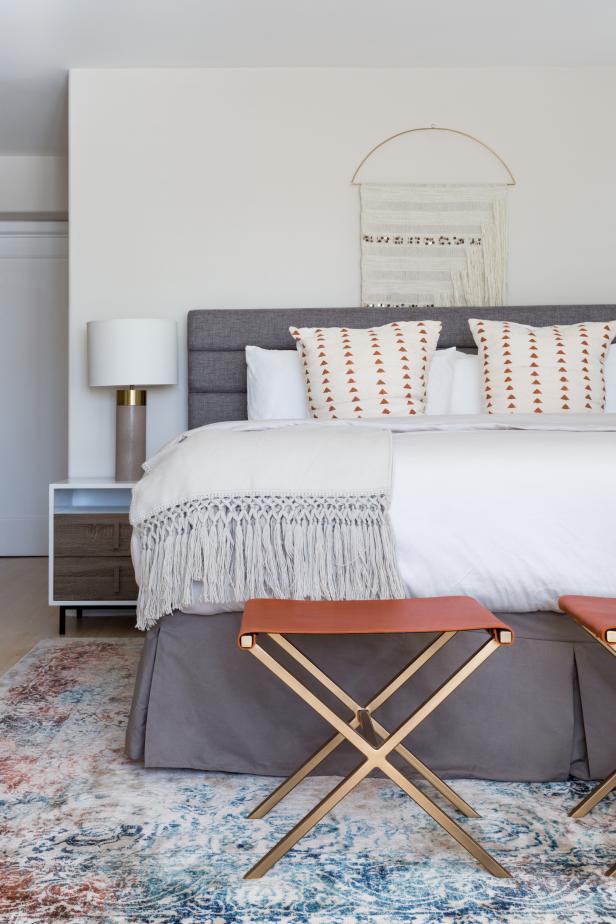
(55, 514, 132, 557)
(54, 556, 138, 601)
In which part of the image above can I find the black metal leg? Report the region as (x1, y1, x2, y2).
(57, 605, 136, 635)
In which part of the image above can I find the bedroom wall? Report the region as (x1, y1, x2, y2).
(0, 156, 67, 216)
(0, 157, 68, 552)
(0, 222, 68, 553)
(69, 67, 616, 478)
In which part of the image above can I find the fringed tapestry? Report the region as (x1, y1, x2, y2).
(360, 184, 508, 308)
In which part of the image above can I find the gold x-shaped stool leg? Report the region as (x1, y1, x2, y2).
(249, 632, 479, 821)
(569, 767, 616, 821)
(567, 625, 616, 875)
(242, 630, 511, 879)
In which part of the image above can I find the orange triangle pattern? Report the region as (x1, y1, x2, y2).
(291, 320, 441, 419)
(470, 318, 616, 415)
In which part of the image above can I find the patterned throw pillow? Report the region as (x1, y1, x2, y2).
(468, 318, 616, 414)
(289, 320, 442, 419)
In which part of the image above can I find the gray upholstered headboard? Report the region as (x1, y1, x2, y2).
(187, 305, 616, 429)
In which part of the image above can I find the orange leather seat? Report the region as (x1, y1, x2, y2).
(559, 595, 616, 643)
(239, 596, 514, 644)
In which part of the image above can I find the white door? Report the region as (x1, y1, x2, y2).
(0, 221, 68, 554)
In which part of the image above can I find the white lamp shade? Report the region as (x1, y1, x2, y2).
(87, 318, 178, 387)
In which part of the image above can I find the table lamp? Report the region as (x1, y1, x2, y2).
(87, 318, 178, 481)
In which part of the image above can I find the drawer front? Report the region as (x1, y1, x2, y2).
(54, 557, 138, 602)
(55, 514, 132, 557)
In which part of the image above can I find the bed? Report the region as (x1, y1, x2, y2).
(126, 305, 616, 782)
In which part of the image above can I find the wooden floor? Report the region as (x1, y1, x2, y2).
(0, 557, 140, 677)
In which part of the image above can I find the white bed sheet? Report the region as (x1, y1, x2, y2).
(131, 414, 616, 614)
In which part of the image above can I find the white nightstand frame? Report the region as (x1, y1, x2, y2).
(49, 480, 137, 632)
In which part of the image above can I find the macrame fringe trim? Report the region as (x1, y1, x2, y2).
(135, 494, 404, 629)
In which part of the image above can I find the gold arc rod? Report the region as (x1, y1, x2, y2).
(350, 126, 516, 186)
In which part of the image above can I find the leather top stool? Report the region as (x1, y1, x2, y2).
(238, 595, 514, 879)
(559, 595, 616, 876)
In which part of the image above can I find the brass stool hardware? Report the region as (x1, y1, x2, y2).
(356, 709, 379, 748)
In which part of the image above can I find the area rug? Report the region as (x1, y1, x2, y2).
(1, 640, 616, 924)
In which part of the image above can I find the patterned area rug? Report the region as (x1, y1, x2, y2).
(1, 640, 616, 923)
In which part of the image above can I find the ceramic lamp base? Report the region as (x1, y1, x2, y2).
(115, 389, 146, 482)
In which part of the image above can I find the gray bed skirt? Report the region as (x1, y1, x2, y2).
(125, 610, 616, 782)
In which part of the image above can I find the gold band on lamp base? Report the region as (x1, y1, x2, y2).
(115, 388, 147, 482)
(117, 388, 147, 407)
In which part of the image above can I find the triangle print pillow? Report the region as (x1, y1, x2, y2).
(290, 319, 442, 419)
(469, 318, 616, 413)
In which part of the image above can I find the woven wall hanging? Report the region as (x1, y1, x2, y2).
(352, 127, 515, 309)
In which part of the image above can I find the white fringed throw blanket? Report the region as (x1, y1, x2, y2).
(130, 425, 403, 629)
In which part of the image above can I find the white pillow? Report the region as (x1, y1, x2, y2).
(607, 347, 616, 411)
(450, 352, 483, 414)
(246, 345, 458, 420)
(451, 345, 616, 414)
(246, 345, 309, 420)
(425, 347, 458, 415)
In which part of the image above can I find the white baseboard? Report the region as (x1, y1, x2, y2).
(0, 516, 48, 555)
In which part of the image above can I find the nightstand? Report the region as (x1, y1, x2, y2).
(49, 480, 138, 634)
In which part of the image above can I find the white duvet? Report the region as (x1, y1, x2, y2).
(131, 414, 616, 614)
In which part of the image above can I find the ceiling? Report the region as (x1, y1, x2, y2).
(2, 0, 616, 154)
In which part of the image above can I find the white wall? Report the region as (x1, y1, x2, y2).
(69, 67, 616, 478)
(0, 156, 68, 553)
(0, 157, 68, 215)
(0, 222, 68, 553)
